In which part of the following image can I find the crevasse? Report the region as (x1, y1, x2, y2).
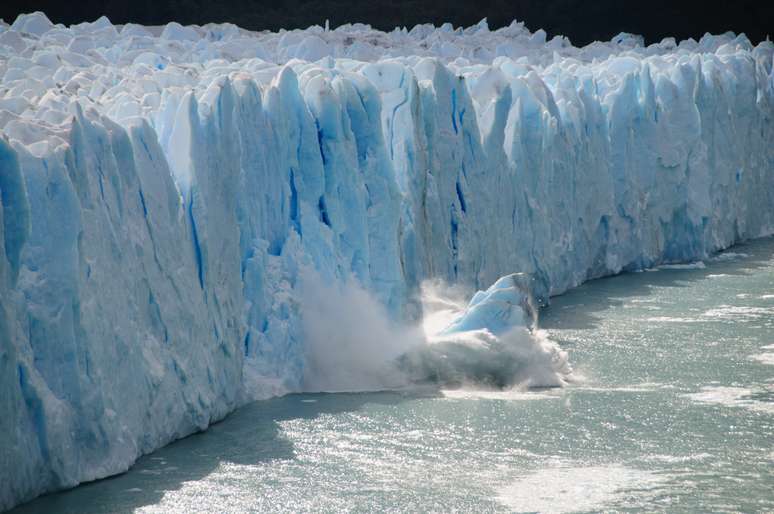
(1, 11, 773, 510)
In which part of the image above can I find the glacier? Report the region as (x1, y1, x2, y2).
(1, 11, 774, 510)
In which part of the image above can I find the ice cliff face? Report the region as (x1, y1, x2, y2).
(1, 11, 773, 510)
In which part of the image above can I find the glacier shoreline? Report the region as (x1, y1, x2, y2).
(1, 12, 774, 510)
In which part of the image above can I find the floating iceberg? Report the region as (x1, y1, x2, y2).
(1, 11, 773, 509)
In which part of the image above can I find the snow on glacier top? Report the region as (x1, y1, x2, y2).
(1, 11, 769, 126)
(2, 11, 760, 66)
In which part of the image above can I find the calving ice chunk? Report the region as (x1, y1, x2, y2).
(440, 274, 538, 335)
(299, 272, 569, 393)
(1, 10, 773, 510)
(401, 274, 571, 389)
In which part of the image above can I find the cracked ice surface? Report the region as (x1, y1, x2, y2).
(1, 11, 774, 509)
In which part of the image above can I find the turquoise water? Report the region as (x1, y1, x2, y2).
(12, 239, 774, 513)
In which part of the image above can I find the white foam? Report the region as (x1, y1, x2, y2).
(685, 386, 774, 414)
(574, 383, 671, 393)
(441, 388, 559, 400)
(750, 353, 774, 365)
(710, 252, 750, 262)
(657, 261, 706, 270)
(641, 453, 713, 464)
(645, 316, 702, 323)
(702, 306, 774, 320)
(497, 465, 668, 513)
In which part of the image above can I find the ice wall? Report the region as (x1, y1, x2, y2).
(1, 11, 774, 510)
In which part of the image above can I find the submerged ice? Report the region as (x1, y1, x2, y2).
(1, 11, 774, 510)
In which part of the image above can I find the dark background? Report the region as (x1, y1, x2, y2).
(2, 0, 772, 46)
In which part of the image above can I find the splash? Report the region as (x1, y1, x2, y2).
(299, 272, 572, 392)
(299, 271, 421, 392)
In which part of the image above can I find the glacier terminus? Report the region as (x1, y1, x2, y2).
(1, 11, 773, 510)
